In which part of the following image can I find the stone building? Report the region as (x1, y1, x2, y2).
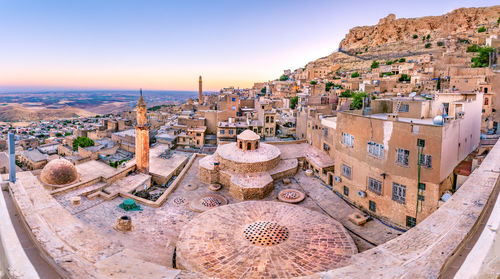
(199, 130, 298, 199)
(331, 93, 483, 228)
(18, 149, 48, 170)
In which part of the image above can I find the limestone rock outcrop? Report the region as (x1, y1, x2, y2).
(339, 6, 500, 51)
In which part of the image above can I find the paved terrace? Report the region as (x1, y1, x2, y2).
(0, 140, 499, 278)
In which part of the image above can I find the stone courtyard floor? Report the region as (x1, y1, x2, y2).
(53, 154, 400, 273)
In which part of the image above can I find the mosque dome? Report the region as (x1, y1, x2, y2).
(40, 159, 78, 186)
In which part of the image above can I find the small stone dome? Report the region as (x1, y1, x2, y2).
(40, 159, 78, 186)
(237, 130, 260, 141)
(237, 130, 260, 151)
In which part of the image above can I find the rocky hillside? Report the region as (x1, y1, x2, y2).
(339, 6, 500, 51)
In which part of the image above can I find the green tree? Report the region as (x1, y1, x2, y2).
(289, 96, 299, 109)
(467, 44, 480, 52)
(72, 136, 95, 151)
(471, 46, 494, 68)
(437, 41, 444, 46)
(370, 60, 379, 69)
(386, 60, 393, 65)
(279, 75, 289, 81)
(399, 74, 411, 82)
(340, 90, 352, 97)
(412, 34, 418, 39)
(426, 34, 430, 40)
(497, 17, 500, 24)
(64, 132, 72, 136)
(436, 76, 441, 90)
(325, 82, 334, 91)
(55, 132, 63, 137)
(425, 43, 432, 48)
(350, 92, 368, 110)
(260, 87, 266, 94)
(351, 71, 360, 78)
(478, 26, 486, 33)
(398, 58, 406, 63)
(310, 80, 317, 85)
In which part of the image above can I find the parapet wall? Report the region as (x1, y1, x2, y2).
(301, 139, 500, 279)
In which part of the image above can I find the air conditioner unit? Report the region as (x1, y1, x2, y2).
(334, 176, 342, 183)
(358, 191, 367, 198)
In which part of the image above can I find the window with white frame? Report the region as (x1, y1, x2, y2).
(368, 177, 382, 195)
(396, 148, 410, 166)
(342, 133, 354, 147)
(399, 104, 409, 112)
(419, 154, 432, 168)
(392, 182, 406, 204)
(367, 141, 384, 158)
(341, 164, 352, 179)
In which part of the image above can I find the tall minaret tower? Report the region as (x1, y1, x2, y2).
(198, 75, 203, 103)
(135, 89, 150, 173)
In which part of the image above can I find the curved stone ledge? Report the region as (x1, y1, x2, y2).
(299, 139, 500, 279)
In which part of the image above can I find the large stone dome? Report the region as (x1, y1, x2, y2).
(40, 159, 78, 186)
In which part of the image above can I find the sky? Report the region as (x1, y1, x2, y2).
(0, 0, 498, 92)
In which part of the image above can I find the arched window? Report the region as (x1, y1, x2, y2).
(239, 141, 242, 149)
(485, 98, 489, 106)
(247, 142, 251, 150)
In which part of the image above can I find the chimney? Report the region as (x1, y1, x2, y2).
(8, 133, 16, 183)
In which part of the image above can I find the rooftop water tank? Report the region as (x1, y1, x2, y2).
(433, 115, 444, 125)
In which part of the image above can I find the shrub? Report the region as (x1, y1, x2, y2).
(386, 60, 393, 65)
(370, 60, 379, 69)
(437, 41, 444, 46)
(325, 82, 335, 91)
(289, 96, 299, 109)
(72, 136, 94, 151)
(351, 71, 360, 78)
(310, 80, 317, 85)
(399, 58, 406, 63)
(426, 34, 430, 40)
(425, 43, 432, 48)
(412, 34, 418, 39)
(498, 17, 500, 24)
(478, 26, 486, 33)
(279, 75, 289, 81)
(467, 44, 480, 52)
(260, 87, 266, 93)
(55, 132, 63, 137)
(399, 74, 411, 82)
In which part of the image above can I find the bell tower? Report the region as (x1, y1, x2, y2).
(135, 89, 150, 173)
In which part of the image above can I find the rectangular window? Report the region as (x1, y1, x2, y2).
(406, 216, 416, 228)
(342, 164, 352, 179)
(232, 98, 236, 102)
(418, 195, 425, 201)
(323, 143, 330, 151)
(399, 104, 409, 112)
(367, 141, 384, 158)
(419, 154, 432, 168)
(220, 130, 225, 135)
(417, 139, 425, 147)
(396, 148, 410, 166)
(323, 128, 328, 137)
(343, 186, 349, 196)
(228, 130, 234, 135)
(368, 177, 382, 195)
(342, 133, 354, 147)
(418, 183, 426, 190)
(369, 200, 376, 212)
(392, 183, 406, 204)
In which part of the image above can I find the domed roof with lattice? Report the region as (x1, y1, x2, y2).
(40, 158, 78, 186)
(237, 129, 260, 141)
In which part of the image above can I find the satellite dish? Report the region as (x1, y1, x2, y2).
(409, 92, 417, 98)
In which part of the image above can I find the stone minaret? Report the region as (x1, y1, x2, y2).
(135, 89, 149, 173)
(199, 75, 203, 103)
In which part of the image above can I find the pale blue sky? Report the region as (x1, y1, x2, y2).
(0, 0, 498, 91)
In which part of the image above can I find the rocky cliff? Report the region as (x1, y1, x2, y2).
(339, 6, 500, 51)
